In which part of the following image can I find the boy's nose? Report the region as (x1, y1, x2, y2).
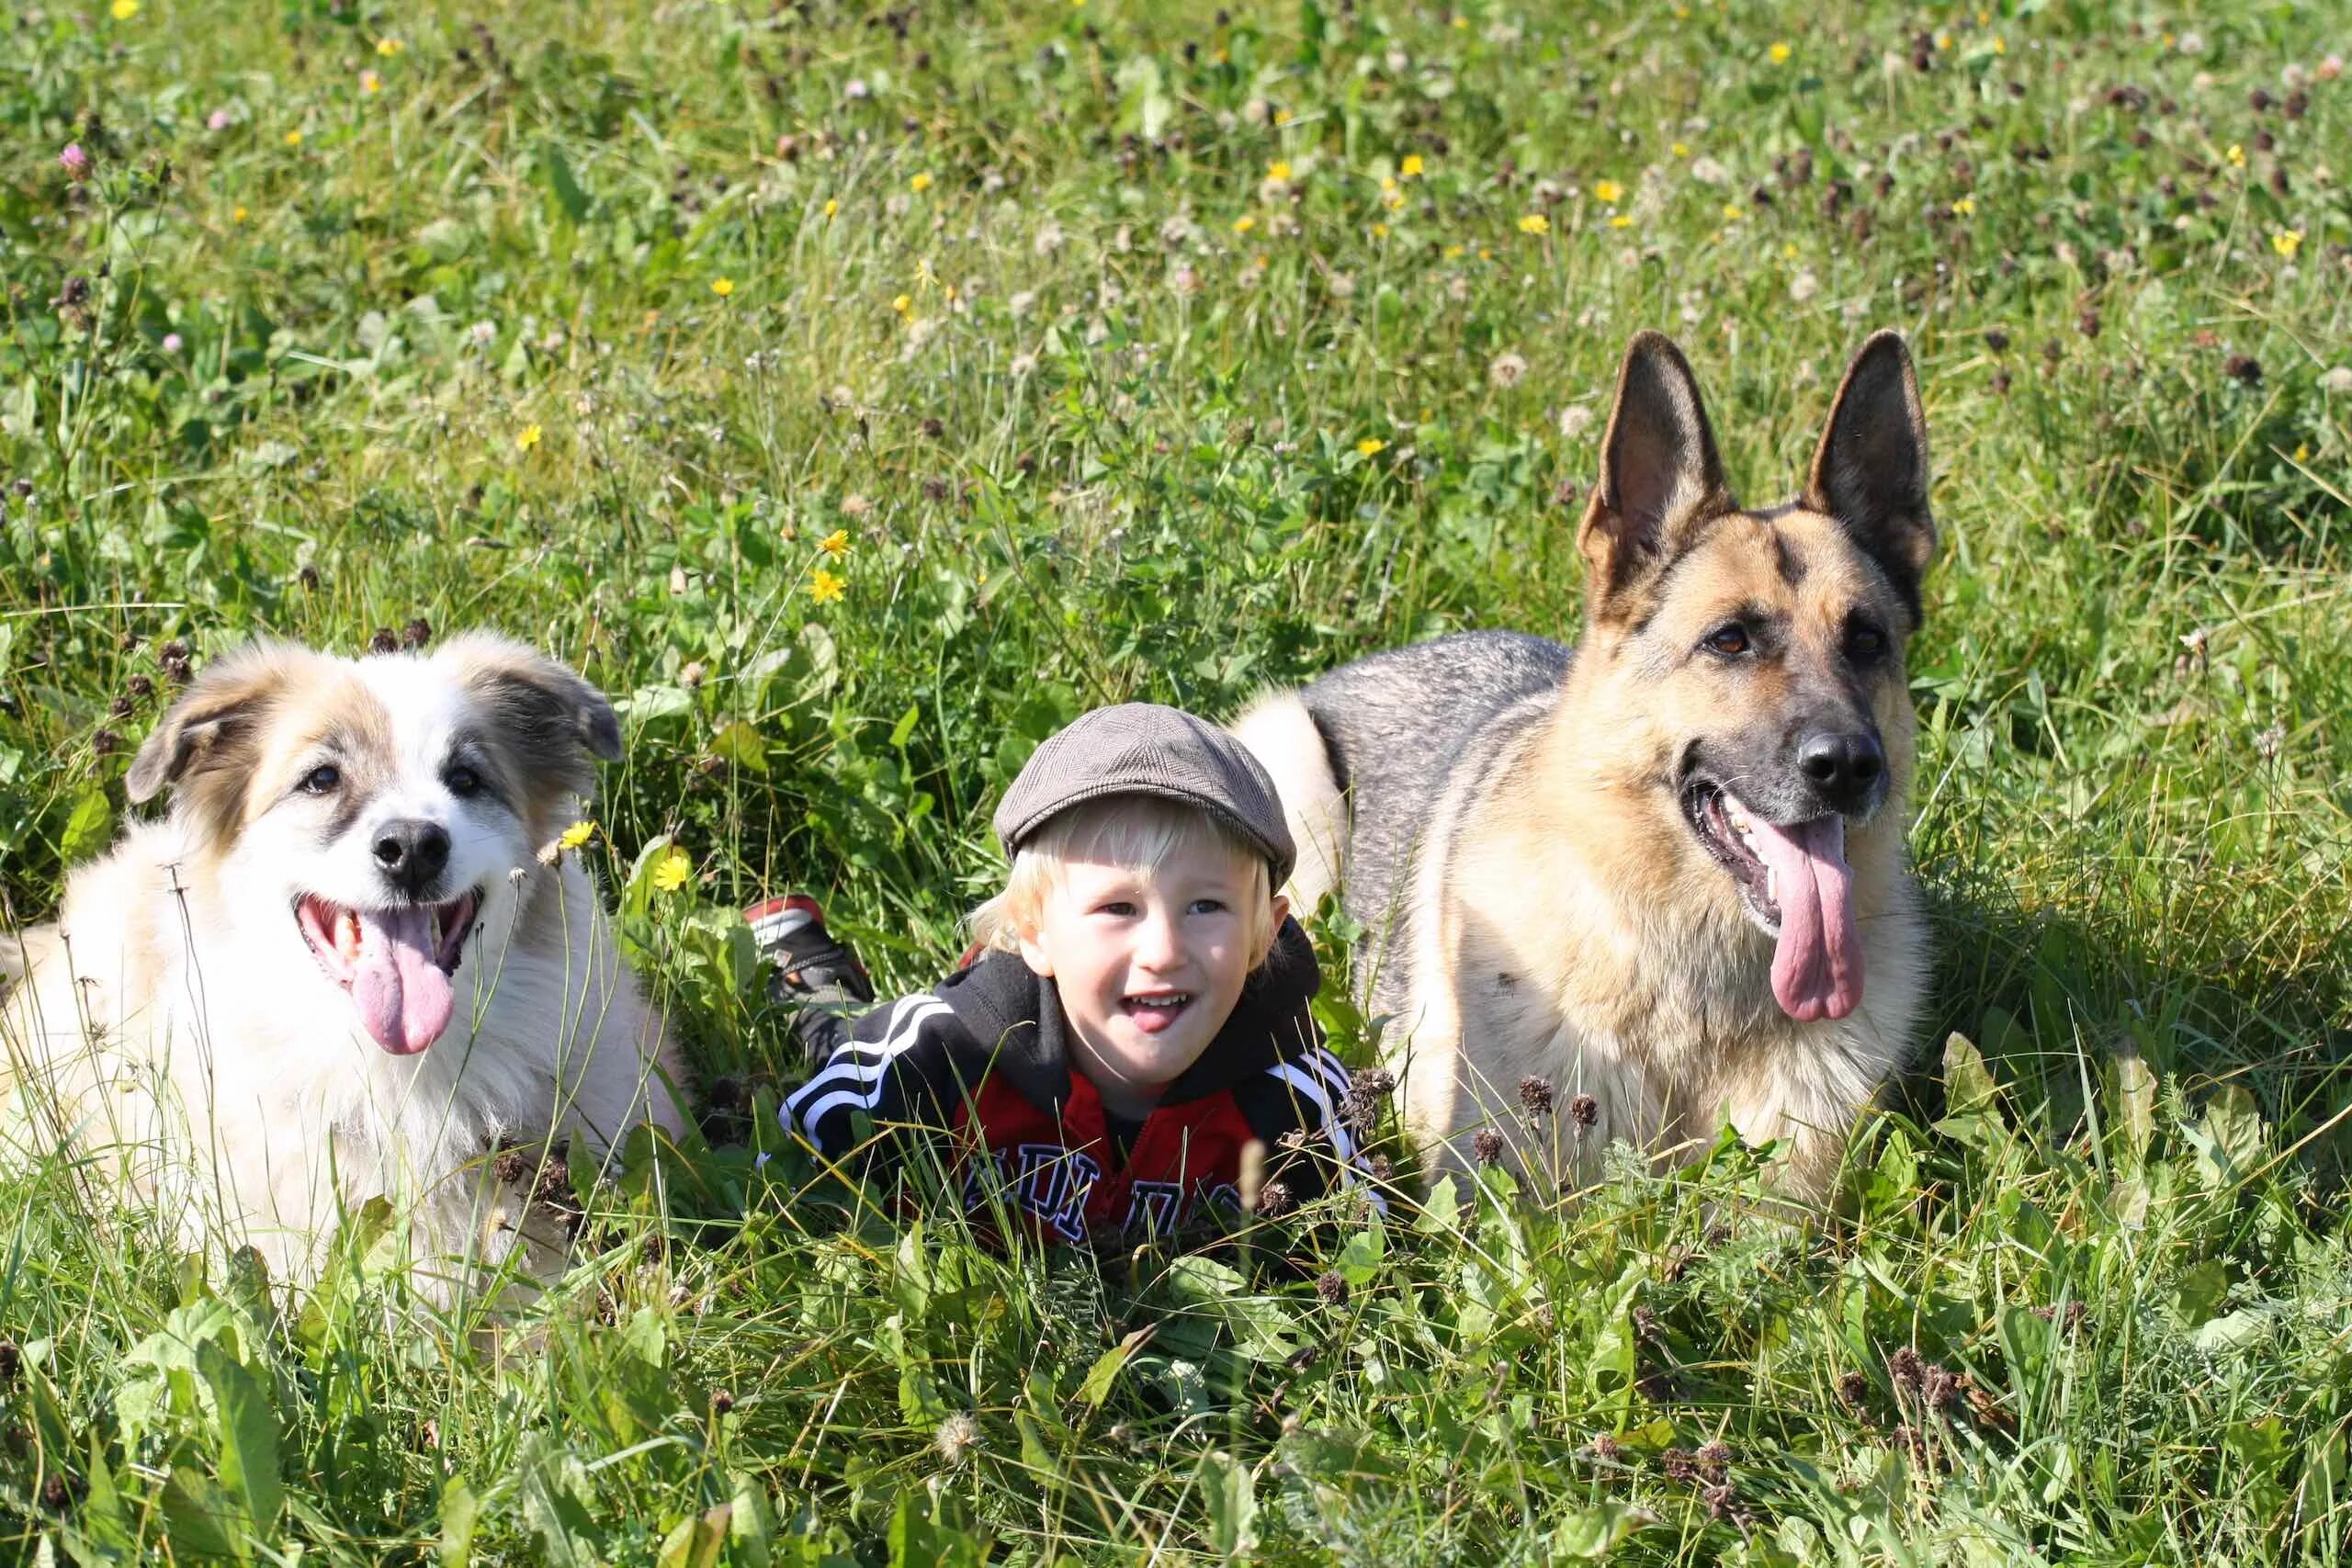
(1136, 910, 1183, 967)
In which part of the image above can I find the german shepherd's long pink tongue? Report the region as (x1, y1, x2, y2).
(349, 907, 456, 1055)
(1747, 814, 1862, 1022)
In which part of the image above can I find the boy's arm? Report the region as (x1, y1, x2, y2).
(1238, 1045, 1387, 1213)
(780, 992, 968, 1163)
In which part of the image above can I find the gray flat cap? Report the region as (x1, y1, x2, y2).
(994, 704, 1295, 885)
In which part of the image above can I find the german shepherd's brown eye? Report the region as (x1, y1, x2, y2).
(1847, 620, 1889, 661)
(1702, 622, 1751, 658)
(445, 763, 482, 798)
(299, 763, 340, 795)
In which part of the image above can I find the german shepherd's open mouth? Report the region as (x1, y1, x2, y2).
(1681, 780, 1860, 1023)
(293, 887, 481, 1055)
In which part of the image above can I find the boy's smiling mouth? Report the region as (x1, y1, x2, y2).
(1119, 990, 1194, 1034)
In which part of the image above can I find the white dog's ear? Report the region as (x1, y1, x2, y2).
(127, 642, 301, 807)
(443, 635, 621, 805)
(1578, 330, 1739, 626)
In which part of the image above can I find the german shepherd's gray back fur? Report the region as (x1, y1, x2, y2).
(1297, 632, 1569, 1008)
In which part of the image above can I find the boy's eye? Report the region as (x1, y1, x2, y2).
(1188, 898, 1228, 916)
(1095, 900, 1138, 918)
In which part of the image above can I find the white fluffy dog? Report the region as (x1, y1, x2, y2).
(0, 633, 685, 1291)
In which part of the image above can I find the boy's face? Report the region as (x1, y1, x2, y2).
(1018, 837, 1286, 1116)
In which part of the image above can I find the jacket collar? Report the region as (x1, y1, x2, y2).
(935, 918, 1322, 1119)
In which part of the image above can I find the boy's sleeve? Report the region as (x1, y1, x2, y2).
(780, 992, 969, 1162)
(1239, 1045, 1386, 1213)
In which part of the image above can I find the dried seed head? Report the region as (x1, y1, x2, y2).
(1255, 1179, 1295, 1219)
(401, 617, 432, 649)
(368, 627, 399, 655)
(1473, 1127, 1505, 1166)
(0, 1340, 17, 1384)
(1518, 1076, 1555, 1116)
(1887, 1346, 1925, 1391)
(1836, 1370, 1870, 1410)
(1569, 1092, 1599, 1129)
(934, 1412, 981, 1464)
(1315, 1270, 1349, 1306)
(711, 1388, 736, 1415)
(1695, 1438, 1732, 1480)
(1589, 1432, 1621, 1461)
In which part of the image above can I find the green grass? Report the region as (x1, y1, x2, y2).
(4, 0, 2351, 1560)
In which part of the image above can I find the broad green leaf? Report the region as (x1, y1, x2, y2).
(197, 1339, 284, 1536)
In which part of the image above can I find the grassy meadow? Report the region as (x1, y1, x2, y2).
(5, 0, 2352, 1560)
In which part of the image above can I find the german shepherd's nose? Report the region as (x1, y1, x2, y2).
(1797, 729, 1885, 813)
(373, 819, 451, 897)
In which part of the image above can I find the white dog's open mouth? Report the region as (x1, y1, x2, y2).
(295, 889, 480, 1055)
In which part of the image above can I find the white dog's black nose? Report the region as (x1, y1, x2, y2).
(374, 819, 451, 897)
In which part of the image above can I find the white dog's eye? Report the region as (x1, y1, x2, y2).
(445, 763, 482, 798)
(300, 764, 340, 795)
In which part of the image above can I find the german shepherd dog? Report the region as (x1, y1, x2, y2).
(1233, 331, 1935, 1199)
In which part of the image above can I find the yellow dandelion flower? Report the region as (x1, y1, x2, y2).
(1267, 160, 1292, 182)
(1952, 195, 1977, 216)
(1274, 108, 1293, 125)
(559, 819, 597, 851)
(232, 204, 249, 223)
(2273, 229, 2303, 258)
(1371, 221, 1390, 238)
(1477, 246, 1492, 261)
(110, 0, 138, 17)
(712, 276, 736, 297)
(377, 37, 405, 56)
(1233, 214, 1258, 233)
(910, 172, 933, 193)
(1443, 243, 1466, 258)
(650, 844, 693, 894)
(1782, 241, 1800, 259)
(1518, 213, 1549, 234)
(1401, 153, 1425, 178)
(1991, 35, 2006, 54)
(1722, 201, 1745, 221)
(2294, 443, 2311, 462)
(1934, 31, 1951, 50)
(2226, 144, 2247, 168)
(1769, 41, 1792, 63)
(819, 528, 851, 557)
(1671, 141, 1690, 159)
(284, 130, 304, 147)
(361, 70, 382, 95)
(1594, 179, 1623, 204)
(1674, 4, 1690, 16)
(1385, 187, 1406, 209)
(1357, 437, 1386, 457)
(809, 568, 846, 604)
(1451, 13, 1467, 27)
(516, 423, 542, 452)
(892, 293, 913, 314)
(1609, 213, 1634, 229)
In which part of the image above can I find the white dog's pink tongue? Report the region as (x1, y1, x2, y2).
(1746, 813, 1862, 1022)
(348, 908, 454, 1055)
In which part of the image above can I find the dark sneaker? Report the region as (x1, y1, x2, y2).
(744, 895, 875, 1006)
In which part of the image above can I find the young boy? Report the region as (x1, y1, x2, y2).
(759, 704, 1374, 1240)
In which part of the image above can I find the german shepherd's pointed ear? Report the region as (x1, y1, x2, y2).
(1577, 331, 1739, 624)
(1804, 330, 1936, 627)
(127, 642, 301, 806)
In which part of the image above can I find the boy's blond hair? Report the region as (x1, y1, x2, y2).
(969, 795, 1278, 960)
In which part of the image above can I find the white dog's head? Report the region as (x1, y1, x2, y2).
(126, 634, 620, 1055)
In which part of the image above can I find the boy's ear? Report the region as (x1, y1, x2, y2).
(1262, 894, 1292, 963)
(1015, 922, 1055, 980)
